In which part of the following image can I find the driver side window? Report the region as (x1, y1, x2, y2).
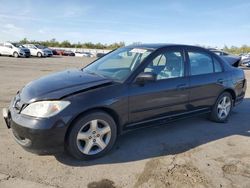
(144, 50, 184, 80)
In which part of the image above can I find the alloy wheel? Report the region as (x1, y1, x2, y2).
(76, 119, 111, 155)
(217, 96, 231, 119)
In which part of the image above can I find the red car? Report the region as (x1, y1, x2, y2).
(52, 49, 65, 56)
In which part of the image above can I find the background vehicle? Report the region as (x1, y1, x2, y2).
(96, 52, 106, 58)
(208, 48, 230, 56)
(0, 42, 30, 58)
(75, 52, 94, 57)
(239, 53, 250, 67)
(23, 44, 53, 57)
(52, 49, 64, 55)
(62, 50, 75, 56)
(3, 44, 246, 160)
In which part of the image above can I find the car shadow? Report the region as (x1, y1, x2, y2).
(55, 98, 250, 166)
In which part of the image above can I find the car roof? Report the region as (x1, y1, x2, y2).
(126, 43, 205, 50)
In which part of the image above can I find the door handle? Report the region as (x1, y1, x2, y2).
(176, 84, 187, 90)
(217, 79, 224, 84)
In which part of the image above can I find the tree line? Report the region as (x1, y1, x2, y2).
(223, 45, 250, 55)
(18, 38, 250, 54)
(19, 38, 125, 50)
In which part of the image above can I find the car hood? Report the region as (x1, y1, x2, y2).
(19, 47, 30, 52)
(19, 69, 113, 103)
(43, 48, 52, 52)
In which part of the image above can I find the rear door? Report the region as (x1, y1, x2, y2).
(128, 47, 189, 124)
(186, 47, 226, 110)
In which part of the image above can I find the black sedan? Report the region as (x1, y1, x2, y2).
(2, 44, 246, 160)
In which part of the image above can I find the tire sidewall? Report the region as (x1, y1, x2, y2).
(66, 111, 117, 160)
(37, 52, 42, 57)
(13, 52, 19, 58)
(212, 92, 233, 122)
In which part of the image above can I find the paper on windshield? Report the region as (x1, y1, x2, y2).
(130, 48, 147, 54)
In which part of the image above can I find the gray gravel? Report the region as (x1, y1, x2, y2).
(0, 56, 250, 188)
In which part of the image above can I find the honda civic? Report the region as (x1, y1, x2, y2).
(2, 44, 246, 160)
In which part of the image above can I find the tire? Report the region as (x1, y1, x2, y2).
(37, 52, 42, 57)
(209, 92, 233, 123)
(66, 111, 117, 160)
(13, 52, 19, 58)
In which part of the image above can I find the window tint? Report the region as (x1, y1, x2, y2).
(144, 50, 184, 80)
(4, 44, 12, 48)
(188, 51, 213, 75)
(214, 58, 222, 72)
(153, 54, 166, 66)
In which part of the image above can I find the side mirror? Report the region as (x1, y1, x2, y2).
(127, 51, 132, 56)
(135, 72, 156, 85)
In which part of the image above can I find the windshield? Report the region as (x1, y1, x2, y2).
(12, 43, 24, 48)
(35, 45, 46, 49)
(84, 47, 153, 82)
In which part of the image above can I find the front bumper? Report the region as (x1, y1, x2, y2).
(2, 106, 69, 154)
(19, 51, 31, 57)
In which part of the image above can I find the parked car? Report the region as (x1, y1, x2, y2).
(75, 52, 94, 57)
(23, 44, 53, 57)
(208, 48, 230, 56)
(96, 52, 106, 58)
(52, 49, 64, 55)
(3, 44, 246, 160)
(62, 50, 75, 56)
(0, 42, 30, 58)
(239, 53, 250, 67)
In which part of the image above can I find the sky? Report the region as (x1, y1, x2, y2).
(0, 0, 250, 48)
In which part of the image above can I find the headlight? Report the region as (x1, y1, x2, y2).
(21, 101, 70, 118)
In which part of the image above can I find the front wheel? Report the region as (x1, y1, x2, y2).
(13, 52, 19, 58)
(66, 111, 117, 160)
(209, 92, 233, 123)
(37, 52, 42, 57)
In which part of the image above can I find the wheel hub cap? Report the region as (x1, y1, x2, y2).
(217, 96, 231, 119)
(76, 119, 111, 155)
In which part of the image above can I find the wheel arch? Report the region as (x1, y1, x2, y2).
(222, 88, 236, 104)
(65, 107, 121, 143)
(13, 51, 19, 56)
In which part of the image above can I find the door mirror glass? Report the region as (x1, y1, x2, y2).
(135, 72, 156, 84)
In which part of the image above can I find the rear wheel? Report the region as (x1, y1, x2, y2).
(13, 52, 19, 58)
(66, 111, 117, 160)
(210, 92, 233, 123)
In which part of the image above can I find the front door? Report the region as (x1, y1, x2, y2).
(128, 47, 189, 125)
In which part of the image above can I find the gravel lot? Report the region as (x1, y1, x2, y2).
(0, 56, 250, 188)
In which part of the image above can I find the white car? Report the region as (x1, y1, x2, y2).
(23, 44, 53, 57)
(239, 53, 250, 66)
(75, 52, 94, 57)
(0, 42, 30, 58)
